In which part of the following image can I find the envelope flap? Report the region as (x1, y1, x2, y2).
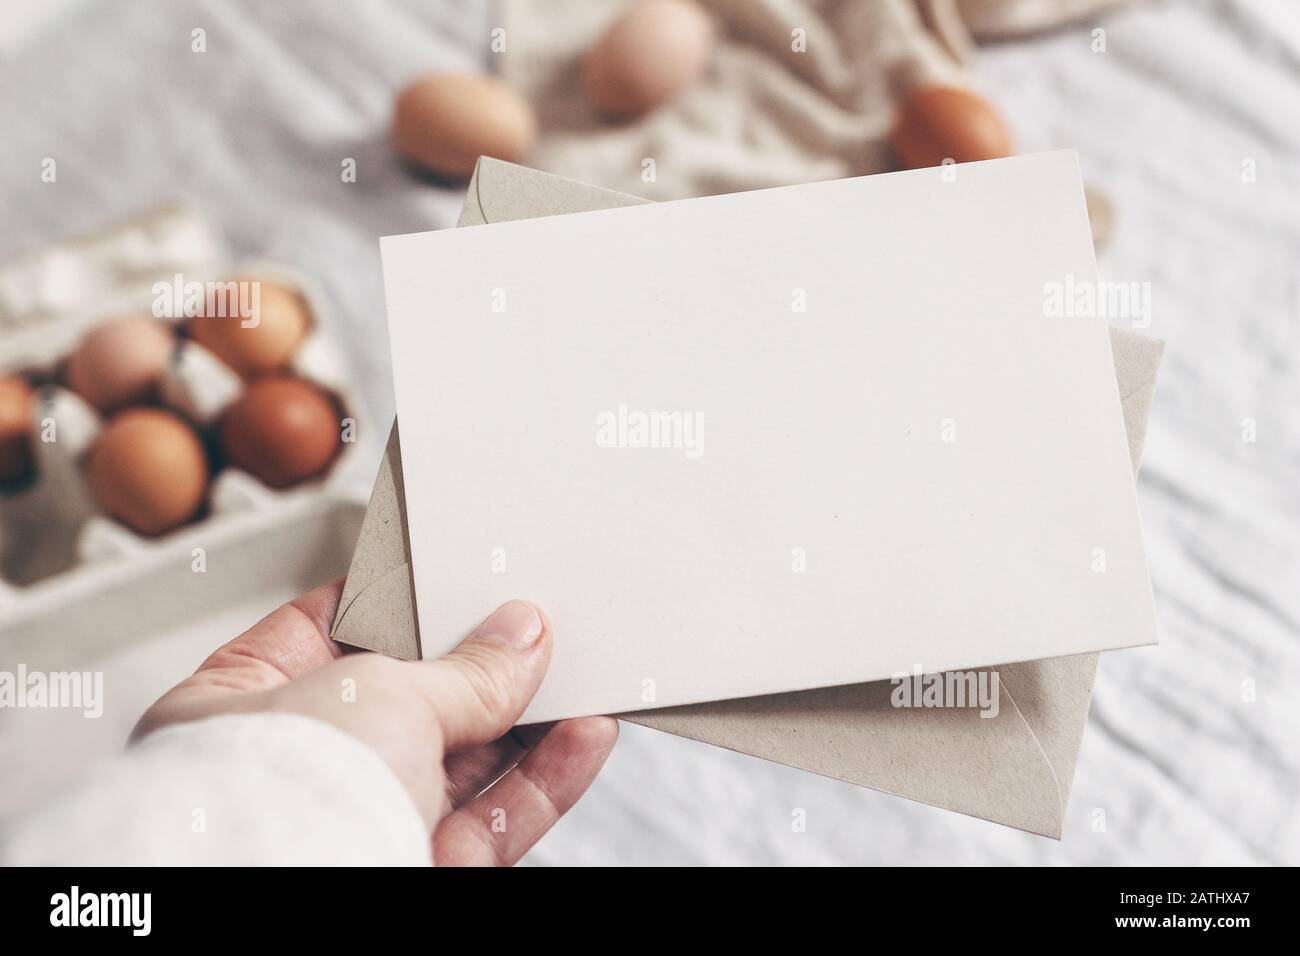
(331, 560, 420, 660)
(467, 157, 649, 226)
(1110, 327, 1163, 473)
(331, 423, 421, 658)
(1109, 326, 1165, 400)
(631, 676, 1066, 837)
(995, 653, 1097, 806)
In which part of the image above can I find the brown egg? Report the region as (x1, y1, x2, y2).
(889, 85, 1013, 170)
(219, 376, 340, 489)
(0, 374, 36, 482)
(392, 73, 537, 179)
(87, 408, 208, 535)
(586, 0, 714, 118)
(65, 315, 174, 413)
(190, 279, 309, 379)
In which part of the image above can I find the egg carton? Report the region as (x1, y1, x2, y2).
(0, 203, 368, 636)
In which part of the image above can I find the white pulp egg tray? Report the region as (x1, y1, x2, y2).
(0, 203, 367, 662)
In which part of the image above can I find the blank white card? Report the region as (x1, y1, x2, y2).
(381, 151, 1157, 723)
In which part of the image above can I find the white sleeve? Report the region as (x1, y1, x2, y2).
(0, 713, 431, 866)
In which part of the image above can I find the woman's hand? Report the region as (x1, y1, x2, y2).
(135, 579, 618, 865)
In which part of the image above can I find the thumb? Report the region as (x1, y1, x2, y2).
(421, 600, 552, 752)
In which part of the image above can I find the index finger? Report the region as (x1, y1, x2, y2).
(134, 578, 348, 740)
(198, 577, 346, 679)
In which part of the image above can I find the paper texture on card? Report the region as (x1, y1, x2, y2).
(377, 151, 1156, 724)
(336, 158, 1163, 835)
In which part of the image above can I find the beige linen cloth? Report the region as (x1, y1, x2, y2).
(503, 0, 1126, 199)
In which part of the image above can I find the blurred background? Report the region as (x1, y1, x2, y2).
(1, 0, 1297, 864)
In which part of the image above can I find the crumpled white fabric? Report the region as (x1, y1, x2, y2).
(502, 0, 1124, 199)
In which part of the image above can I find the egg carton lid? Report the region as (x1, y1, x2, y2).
(0, 201, 228, 367)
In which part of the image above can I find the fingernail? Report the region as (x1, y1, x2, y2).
(479, 601, 544, 648)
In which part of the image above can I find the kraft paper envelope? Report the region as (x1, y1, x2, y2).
(334, 158, 1162, 835)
